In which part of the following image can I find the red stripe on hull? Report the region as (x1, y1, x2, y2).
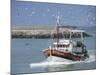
(43, 49, 87, 61)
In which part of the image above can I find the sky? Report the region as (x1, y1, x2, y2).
(11, 0, 96, 27)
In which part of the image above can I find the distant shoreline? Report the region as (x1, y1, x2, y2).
(11, 26, 91, 39)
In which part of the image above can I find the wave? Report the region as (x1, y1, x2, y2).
(30, 54, 95, 68)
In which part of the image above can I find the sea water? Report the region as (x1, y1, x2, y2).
(11, 28, 96, 74)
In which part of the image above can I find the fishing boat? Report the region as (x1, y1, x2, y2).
(42, 16, 89, 61)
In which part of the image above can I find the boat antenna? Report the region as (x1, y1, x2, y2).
(56, 16, 60, 48)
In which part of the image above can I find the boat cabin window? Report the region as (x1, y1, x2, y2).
(54, 44, 69, 48)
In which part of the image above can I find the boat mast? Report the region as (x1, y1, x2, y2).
(81, 32, 83, 43)
(56, 16, 60, 48)
(69, 31, 72, 41)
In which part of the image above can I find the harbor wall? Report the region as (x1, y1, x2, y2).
(11, 26, 90, 38)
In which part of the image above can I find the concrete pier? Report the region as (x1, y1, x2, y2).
(11, 26, 90, 38)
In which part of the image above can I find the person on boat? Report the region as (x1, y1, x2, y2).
(81, 44, 89, 58)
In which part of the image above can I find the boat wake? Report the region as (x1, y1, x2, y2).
(30, 54, 95, 68)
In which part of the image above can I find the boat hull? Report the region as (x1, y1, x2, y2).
(46, 56, 72, 62)
(43, 49, 88, 61)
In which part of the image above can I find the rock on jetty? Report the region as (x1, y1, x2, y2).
(11, 26, 90, 39)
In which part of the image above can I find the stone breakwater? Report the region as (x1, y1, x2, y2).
(11, 26, 91, 39)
